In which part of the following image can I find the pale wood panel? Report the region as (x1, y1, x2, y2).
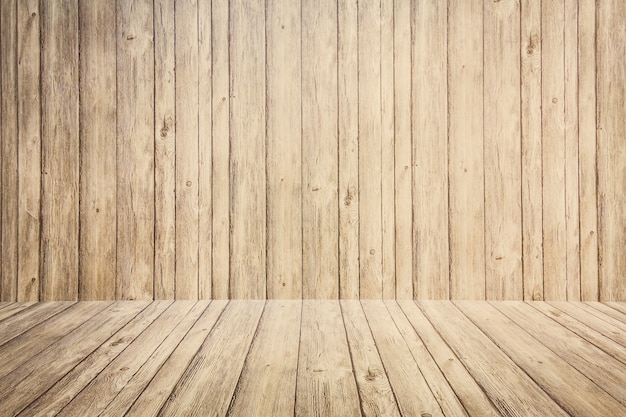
(358, 0, 383, 299)
(1, 0, 18, 302)
(484, 0, 523, 300)
(548, 301, 626, 347)
(229, 0, 266, 299)
(448, 0, 485, 300)
(266, 0, 303, 299)
(154, 0, 176, 300)
(40, 0, 79, 301)
(116, 0, 155, 300)
(520, 0, 544, 301)
(79, 0, 117, 301)
(338, 0, 359, 300)
(412, 0, 449, 300)
(302, 0, 339, 299)
(210, 0, 230, 299)
(597, 0, 626, 301)
(175, 0, 200, 299)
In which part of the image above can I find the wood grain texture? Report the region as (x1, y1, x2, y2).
(79, 0, 117, 301)
(40, 0, 79, 301)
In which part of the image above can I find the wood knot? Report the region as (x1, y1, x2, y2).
(552, 97, 558, 104)
(369, 249, 375, 255)
(186, 181, 192, 187)
(365, 368, 378, 381)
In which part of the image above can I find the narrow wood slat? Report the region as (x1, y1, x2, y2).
(17, 0, 41, 302)
(412, 0, 448, 299)
(493, 301, 626, 405)
(551, 301, 626, 338)
(60, 301, 194, 415)
(116, 0, 154, 300)
(0, 302, 112, 380)
(227, 301, 301, 416)
(362, 301, 444, 417)
(266, 0, 303, 299)
(0, 302, 36, 322)
(79, 0, 117, 301)
(419, 301, 570, 417)
(301, 0, 339, 299)
(562, 302, 626, 333)
(0, 301, 149, 416)
(338, 0, 359, 300)
(586, 301, 626, 324)
(0, 0, 19, 302)
(448, 0, 485, 300)
(229, 0, 266, 299)
(157, 301, 264, 416)
(484, 0, 523, 300)
(296, 300, 361, 416)
(529, 301, 626, 365)
(340, 301, 401, 417)
(457, 301, 626, 415)
(153, 0, 176, 300)
(398, 301, 501, 417)
(125, 300, 228, 416)
(0, 301, 74, 346)
(175, 0, 200, 300)
(607, 302, 626, 316)
(385, 301, 468, 416)
(520, 0, 544, 301)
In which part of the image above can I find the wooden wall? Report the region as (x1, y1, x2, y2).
(0, 0, 624, 301)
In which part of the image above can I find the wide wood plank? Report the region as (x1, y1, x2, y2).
(362, 301, 444, 417)
(586, 301, 626, 324)
(227, 301, 301, 416)
(157, 301, 264, 416)
(296, 300, 361, 416)
(607, 302, 626, 316)
(0, 302, 35, 322)
(125, 300, 228, 416)
(341, 301, 401, 417)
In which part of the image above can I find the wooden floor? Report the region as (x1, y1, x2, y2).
(0, 301, 625, 416)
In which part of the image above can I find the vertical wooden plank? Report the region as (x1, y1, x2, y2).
(175, 0, 199, 299)
(598, 0, 626, 301)
(358, 0, 383, 299)
(448, 0, 485, 300)
(413, 0, 448, 299)
(266, 0, 302, 299)
(394, 0, 412, 299)
(302, 0, 339, 299)
(564, 0, 580, 301)
(230, 0, 266, 299)
(79, 0, 117, 301)
(198, 0, 212, 299)
(1, 0, 18, 302)
(484, 0, 523, 300)
(520, 0, 543, 301)
(154, 0, 176, 300)
(381, 0, 395, 299)
(578, 0, 598, 301)
(211, 0, 229, 299)
(542, 0, 566, 301)
(338, 0, 359, 300)
(116, 0, 155, 300)
(41, 0, 79, 301)
(17, 0, 40, 301)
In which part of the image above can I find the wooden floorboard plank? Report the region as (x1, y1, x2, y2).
(58, 301, 194, 415)
(296, 300, 361, 417)
(0, 301, 74, 346)
(227, 301, 301, 416)
(16, 302, 166, 416)
(585, 301, 626, 324)
(0, 302, 112, 380)
(0, 302, 36, 322)
(385, 301, 469, 417)
(125, 300, 228, 417)
(362, 301, 444, 417)
(419, 301, 569, 417)
(340, 301, 401, 417)
(157, 301, 264, 416)
(492, 301, 626, 406)
(398, 301, 501, 417)
(529, 301, 626, 366)
(607, 302, 626, 316)
(100, 301, 210, 416)
(0, 301, 149, 416)
(548, 302, 626, 346)
(456, 301, 626, 415)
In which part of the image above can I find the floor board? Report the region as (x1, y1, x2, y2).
(0, 301, 624, 417)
